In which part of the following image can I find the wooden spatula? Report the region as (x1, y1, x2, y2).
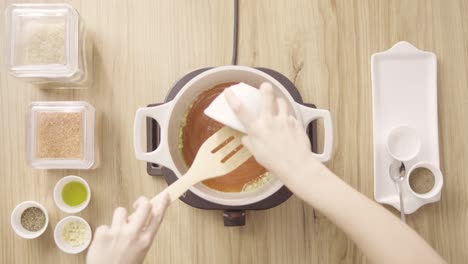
(165, 126, 252, 202)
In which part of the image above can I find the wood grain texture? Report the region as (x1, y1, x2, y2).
(1, 0, 467, 263)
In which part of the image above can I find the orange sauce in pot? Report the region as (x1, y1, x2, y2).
(180, 83, 268, 192)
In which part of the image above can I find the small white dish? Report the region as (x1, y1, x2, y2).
(406, 161, 444, 200)
(11, 201, 49, 239)
(53, 175, 91, 214)
(204, 82, 262, 133)
(386, 125, 421, 161)
(54, 216, 92, 254)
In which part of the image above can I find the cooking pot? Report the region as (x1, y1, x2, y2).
(133, 65, 333, 206)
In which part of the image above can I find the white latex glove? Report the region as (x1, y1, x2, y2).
(86, 192, 170, 264)
(224, 82, 319, 184)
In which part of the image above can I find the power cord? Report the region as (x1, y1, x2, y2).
(231, 0, 239, 65)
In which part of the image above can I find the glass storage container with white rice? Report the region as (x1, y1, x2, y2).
(5, 4, 92, 87)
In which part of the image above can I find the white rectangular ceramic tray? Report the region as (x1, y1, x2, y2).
(371, 41, 441, 214)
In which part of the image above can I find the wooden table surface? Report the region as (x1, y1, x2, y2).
(1, 0, 467, 263)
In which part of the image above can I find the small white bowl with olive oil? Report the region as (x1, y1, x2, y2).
(54, 175, 91, 214)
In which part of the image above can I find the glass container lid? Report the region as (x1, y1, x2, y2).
(6, 4, 80, 78)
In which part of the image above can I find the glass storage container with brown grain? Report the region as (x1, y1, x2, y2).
(27, 101, 96, 169)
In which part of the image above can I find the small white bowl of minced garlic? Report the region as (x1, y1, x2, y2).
(11, 201, 49, 239)
(54, 216, 92, 254)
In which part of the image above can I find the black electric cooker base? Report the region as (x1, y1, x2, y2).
(146, 67, 318, 226)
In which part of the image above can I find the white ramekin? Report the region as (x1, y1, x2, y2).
(11, 200, 49, 239)
(54, 216, 92, 254)
(53, 175, 91, 214)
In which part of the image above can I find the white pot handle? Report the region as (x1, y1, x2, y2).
(133, 102, 176, 171)
(296, 103, 334, 162)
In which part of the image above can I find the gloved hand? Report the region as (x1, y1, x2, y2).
(227, 83, 447, 264)
(225, 82, 321, 186)
(86, 192, 170, 264)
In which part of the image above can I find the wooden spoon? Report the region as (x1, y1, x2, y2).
(164, 126, 252, 202)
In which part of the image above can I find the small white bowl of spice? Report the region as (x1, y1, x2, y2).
(54, 216, 92, 254)
(11, 201, 48, 239)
